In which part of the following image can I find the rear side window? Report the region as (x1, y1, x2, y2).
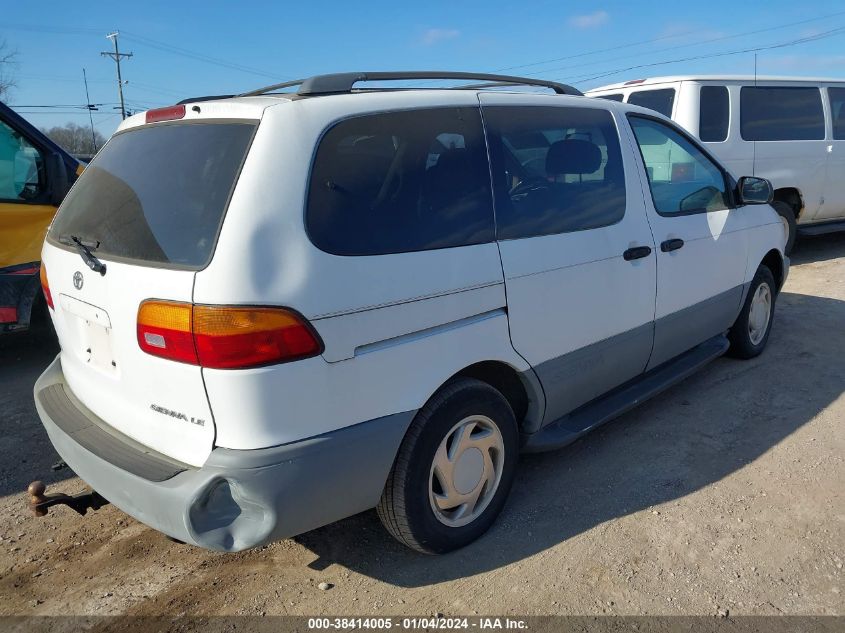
(49, 122, 255, 268)
(306, 107, 494, 256)
(699, 85, 730, 142)
(740, 87, 825, 141)
(484, 106, 626, 240)
(596, 94, 624, 102)
(627, 89, 676, 117)
(829, 87, 845, 140)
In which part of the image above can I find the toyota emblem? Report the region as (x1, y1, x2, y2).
(73, 271, 84, 290)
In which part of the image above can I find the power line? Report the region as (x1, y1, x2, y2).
(119, 30, 289, 81)
(496, 28, 702, 73)
(8, 104, 109, 108)
(13, 110, 125, 115)
(514, 10, 845, 78)
(559, 25, 845, 85)
(4, 22, 291, 81)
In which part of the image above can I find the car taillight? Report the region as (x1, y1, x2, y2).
(40, 264, 53, 310)
(137, 301, 322, 369)
(145, 104, 186, 123)
(137, 301, 197, 364)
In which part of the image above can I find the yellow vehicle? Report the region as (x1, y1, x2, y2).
(0, 102, 81, 333)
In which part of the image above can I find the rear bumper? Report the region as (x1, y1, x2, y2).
(34, 355, 414, 551)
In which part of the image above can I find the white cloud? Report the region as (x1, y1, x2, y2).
(568, 10, 609, 29)
(420, 28, 461, 45)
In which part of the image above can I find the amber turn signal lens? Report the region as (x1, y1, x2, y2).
(136, 301, 322, 369)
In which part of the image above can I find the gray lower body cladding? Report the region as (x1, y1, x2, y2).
(532, 321, 654, 422)
(528, 283, 750, 433)
(34, 356, 415, 551)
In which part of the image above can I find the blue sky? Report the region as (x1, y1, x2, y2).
(4, 0, 845, 137)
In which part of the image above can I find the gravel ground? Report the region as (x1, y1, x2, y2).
(0, 234, 842, 618)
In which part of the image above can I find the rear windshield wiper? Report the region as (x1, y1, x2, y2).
(66, 235, 107, 276)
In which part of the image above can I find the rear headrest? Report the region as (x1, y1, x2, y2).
(545, 139, 602, 176)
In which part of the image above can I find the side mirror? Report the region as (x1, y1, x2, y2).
(45, 153, 70, 207)
(737, 176, 773, 205)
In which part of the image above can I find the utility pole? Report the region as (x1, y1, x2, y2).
(101, 31, 132, 120)
(82, 68, 98, 153)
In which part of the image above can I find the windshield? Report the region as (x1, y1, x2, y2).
(49, 121, 255, 268)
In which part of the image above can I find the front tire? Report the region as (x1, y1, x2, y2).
(377, 377, 519, 554)
(728, 265, 776, 359)
(772, 201, 797, 255)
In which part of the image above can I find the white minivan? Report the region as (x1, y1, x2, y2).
(33, 72, 787, 554)
(587, 76, 845, 253)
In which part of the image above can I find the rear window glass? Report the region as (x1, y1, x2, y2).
(740, 87, 825, 141)
(699, 85, 730, 142)
(49, 122, 254, 268)
(306, 107, 494, 256)
(627, 89, 676, 117)
(829, 87, 845, 140)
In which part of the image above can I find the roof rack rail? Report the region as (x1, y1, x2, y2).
(239, 71, 582, 97)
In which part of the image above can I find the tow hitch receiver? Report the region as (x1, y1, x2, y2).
(27, 480, 109, 517)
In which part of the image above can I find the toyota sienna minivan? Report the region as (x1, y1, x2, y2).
(33, 72, 788, 553)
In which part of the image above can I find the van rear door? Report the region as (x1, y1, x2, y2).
(42, 120, 256, 466)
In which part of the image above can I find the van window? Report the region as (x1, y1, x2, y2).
(596, 94, 624, 102)
(306, 107, 494, 256)
(49, 122, 255, 268)
(699, 85, 730, 142)
(627, 89, 675, 117)
(740, 87, 825, 141)
(0, 120, 45, 202)
(829, 87, 845, 140)
(629, 116, 729, 216)
(484, 106, 626, 240)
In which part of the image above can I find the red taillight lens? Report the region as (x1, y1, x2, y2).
(145, 104, 186, 123)
(40, 264, 53, 310)
(137, 301, 322, 369)
(193, 306, 322, 369)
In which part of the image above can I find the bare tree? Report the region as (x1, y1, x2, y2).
(42, 123, 106, 155)
(0, 39, 18, 101)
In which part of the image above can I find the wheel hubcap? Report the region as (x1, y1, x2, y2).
(429, 415, 505, 527)
(748, 283, 772, 346)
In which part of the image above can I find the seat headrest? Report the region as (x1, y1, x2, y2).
(545, 139, 602, 176)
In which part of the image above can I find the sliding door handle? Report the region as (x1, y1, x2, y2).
(660, 238, 685, 252)
(623, 245, 653, 261)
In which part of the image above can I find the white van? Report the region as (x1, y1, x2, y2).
(587, 76, 845, 253)
(33, 72, 787, 554)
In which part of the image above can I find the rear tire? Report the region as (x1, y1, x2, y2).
(772, 201, 797, 255)
(728, 265, 776, 359)
(377, 377, 519, 554)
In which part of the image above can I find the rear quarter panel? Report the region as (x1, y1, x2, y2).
(194, 92, 535, 449)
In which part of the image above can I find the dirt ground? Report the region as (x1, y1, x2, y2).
(0, 234, 842, 618)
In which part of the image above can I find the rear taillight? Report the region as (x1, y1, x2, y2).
(137, 301, 322, 369)
(145, 104, 186, 124)
(40, 264, 53, 310)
